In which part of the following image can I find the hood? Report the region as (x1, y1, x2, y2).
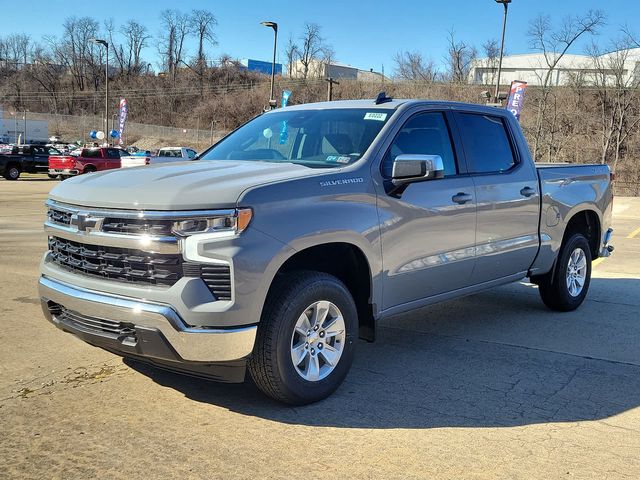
(49, 160, 318, 210)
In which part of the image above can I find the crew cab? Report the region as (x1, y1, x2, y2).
(39, 98, 614, 405)
(1, 144, 62, 180)
(49, 147, 123, 178)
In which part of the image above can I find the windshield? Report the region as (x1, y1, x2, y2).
(200, 108, 392, 168)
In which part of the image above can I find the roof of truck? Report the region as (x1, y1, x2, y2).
(273, 98, 510, 116)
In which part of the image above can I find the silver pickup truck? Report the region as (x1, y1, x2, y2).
(39, 98, 614, 404)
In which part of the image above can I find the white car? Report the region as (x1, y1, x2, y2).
(120, 147, 198, 168)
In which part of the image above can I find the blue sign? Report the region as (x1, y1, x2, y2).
(281, 90, 292, 108)
(505, 80, 527, 121)
(243, 59, 283, 76)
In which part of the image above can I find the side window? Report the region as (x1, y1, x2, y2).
(455, 113, 516, 173)
(382, 112, 457, 178)
(83, 149, 100, 158)
(106, 149, 120, 159)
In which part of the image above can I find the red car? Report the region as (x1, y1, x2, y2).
(49, 147, 123, 178)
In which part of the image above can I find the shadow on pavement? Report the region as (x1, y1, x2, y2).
(125, 278, 640, 429)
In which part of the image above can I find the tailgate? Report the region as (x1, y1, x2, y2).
(49, 156, 75, 169)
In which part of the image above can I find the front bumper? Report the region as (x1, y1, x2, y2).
(39, 276, 257, 382)
(49, 168, 79, 176)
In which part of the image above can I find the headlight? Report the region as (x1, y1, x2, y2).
(171, 208, 252, 237)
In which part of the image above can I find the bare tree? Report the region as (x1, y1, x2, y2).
(528, 10, 605, 160)
(298, 23, 326, 79)
(478, 38, 500, 85)
(159, 9, 190, 77)
(589, 38, 640, 171)
(444, 30, 476, 83)
(393, 51, 438, 82)
(121, 20, 150, 75)
(284, 35, 299, 77)
(190, 9, 217, 71)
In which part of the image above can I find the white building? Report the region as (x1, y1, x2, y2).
(469, 48, 640, 87)
(0, 107, 49, 144)
(288, 60, 384, 82)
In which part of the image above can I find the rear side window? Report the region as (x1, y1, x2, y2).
(106, 149, 121, 159)
(83, 149, 101, 158)
(382, 112, 457, 178)
(455, 113, 516, 173)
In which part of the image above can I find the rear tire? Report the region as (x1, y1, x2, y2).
(249, 271, 357, 405)
(537, 233, 592, 311)
(48, 174, 59, 180)
(84, 166, 96, 173)
(3, 165, 20, 180)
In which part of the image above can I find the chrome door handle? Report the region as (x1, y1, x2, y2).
(452, 192, 473, 204)
(520, 186, 536, 197)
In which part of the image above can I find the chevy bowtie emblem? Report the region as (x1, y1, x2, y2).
(70, 213, 102, 232)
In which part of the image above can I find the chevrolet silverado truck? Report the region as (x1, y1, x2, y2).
(1, 144, 62, 180)
(39, 98, 614, 405)
(48, 147, 123, 178)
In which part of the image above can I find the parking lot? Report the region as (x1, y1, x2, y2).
(1, 177, 639, 479)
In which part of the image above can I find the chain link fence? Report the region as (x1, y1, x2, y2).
(24, 111, 227, 150)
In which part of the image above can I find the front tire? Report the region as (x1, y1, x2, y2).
(537, 233, 592, 311)
(249, 271, 357, 405)
(3, 165, 20, 180)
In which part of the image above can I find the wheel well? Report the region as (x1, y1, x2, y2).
(273, 243, 376, 342)
(83, 164, 96, 172)
(5, 162, 20, 172)
(563, 210, 600, 258)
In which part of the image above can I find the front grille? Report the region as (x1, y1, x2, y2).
(49, 236, 183, 286)
(48, 208, 72, 226)
(48, 302, 135, 338)
(48, 236, 233, 299)
(102, 218, 174, 236)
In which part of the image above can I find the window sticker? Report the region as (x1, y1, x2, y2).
(262, 128, 273, 139)
(364, 112, 387, 121)
(326, 155, 351, 164)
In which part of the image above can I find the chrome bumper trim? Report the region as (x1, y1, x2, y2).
(44, 221, 180, 254)
(46, 199, 235, 220)
(39, 275, 256, 362)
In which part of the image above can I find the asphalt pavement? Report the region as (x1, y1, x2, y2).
(1, 177, 639, 479)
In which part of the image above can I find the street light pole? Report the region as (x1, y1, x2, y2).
(261, 21, 278, 109)
(493, 0, 511, 104)
(90, 38, 109, 143)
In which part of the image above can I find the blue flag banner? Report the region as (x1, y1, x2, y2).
(505, 80, 527, 121)
(118, 98, 128, 145)
(281, 90, 292, 108)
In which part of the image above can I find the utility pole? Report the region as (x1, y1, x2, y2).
(493, 0, 511, 104)
(326, 77, 339, 101)
(23, 110, 27, 144)
(261, 21, 278, 109)
(90, 38, 109, 142)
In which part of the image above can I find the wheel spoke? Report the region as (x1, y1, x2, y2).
(319, 344, 340, 366)
(306, 354, 321, 381)
(295, 312, 312, 336)
(575, 275, 584, 288)
(311, 301, 331, 328)
(291, 343, 308, 366)
(324, 316, 345, 337)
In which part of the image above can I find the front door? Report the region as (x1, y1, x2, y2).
(375, 110, 477, 311)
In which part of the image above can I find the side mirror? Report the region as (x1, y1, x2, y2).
(391, 154, 445, 186)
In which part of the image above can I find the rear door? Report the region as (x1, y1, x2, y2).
(33, 146, 51, 171)
(452, 111, 540, 283)
(375, 109, 477, 310)
(105, 148, 122, 170)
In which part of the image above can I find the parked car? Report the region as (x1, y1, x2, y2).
(120, 146, 198, 168)
(48, 147, 123, 178)
(39, 98, 614, 405)
(1, 144, 63, 180)
(156, 147, 198, 160)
